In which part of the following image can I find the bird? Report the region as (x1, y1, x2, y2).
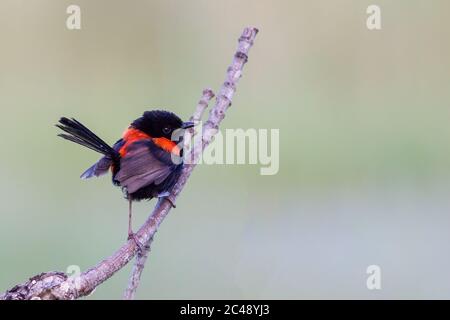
(56, 110, 194, 250)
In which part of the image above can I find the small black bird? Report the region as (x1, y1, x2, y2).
(56, 110, 194, 249)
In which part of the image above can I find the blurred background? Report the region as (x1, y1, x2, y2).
(1, 0, 450, 299)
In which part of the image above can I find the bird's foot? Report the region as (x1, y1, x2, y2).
(157, 191, 176, 208)
(128, 232, 147, 254)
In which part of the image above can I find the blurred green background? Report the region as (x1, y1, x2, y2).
(1, 0, 450, 299)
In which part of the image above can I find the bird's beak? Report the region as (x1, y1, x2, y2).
(181, 121, 195, 129)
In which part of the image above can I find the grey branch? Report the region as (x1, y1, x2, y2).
(0, 27, 259, 300)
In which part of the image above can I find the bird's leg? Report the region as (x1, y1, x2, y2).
(157, 191, 176, 208)
(127, 198, 145, 253)
(127, 198, 133, 236)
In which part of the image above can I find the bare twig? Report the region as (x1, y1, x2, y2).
(0, 27, 258, 300)
(191, 89, 216, 123)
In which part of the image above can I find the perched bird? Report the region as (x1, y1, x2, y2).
(56, 110, 194, 249)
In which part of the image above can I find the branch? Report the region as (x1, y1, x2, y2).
(0, 27, 259, 300)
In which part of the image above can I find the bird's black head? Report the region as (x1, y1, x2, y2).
(131, 110, 194, 140)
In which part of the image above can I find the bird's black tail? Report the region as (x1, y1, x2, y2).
(56, 117, 119, 158)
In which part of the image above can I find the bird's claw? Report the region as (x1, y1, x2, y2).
(157, 191, 176, 208)
(128, 233, 146, 254)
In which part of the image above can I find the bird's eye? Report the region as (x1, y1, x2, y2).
(162, 126, 171, 135)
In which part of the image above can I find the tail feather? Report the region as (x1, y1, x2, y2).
(57, 133, 107, 154)
(56, 117, 118, 158)
(80, 156, 113, 179)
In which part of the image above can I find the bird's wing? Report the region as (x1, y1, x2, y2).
(115, 140, 177, 193)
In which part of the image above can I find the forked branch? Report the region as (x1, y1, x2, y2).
(0, 27, 258, 300)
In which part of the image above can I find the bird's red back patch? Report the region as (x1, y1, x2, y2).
(120, 128, 180, 157)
